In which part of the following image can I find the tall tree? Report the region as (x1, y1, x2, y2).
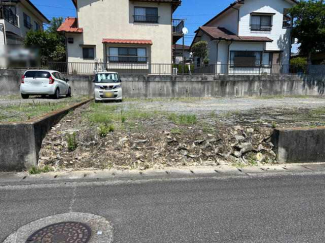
(289, 0, 325, 64)
(24, 17, 66, 63)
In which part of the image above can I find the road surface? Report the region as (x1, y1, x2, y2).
(1, 173, 325, 242)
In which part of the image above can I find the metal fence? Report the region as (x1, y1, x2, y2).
(3, 62, 325, 76)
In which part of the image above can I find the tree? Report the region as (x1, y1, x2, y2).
(289, 0, 325, 64)
(191, 41, 208, 66)
(24, 17, 66, 63)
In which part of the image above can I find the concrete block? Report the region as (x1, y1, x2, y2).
(272, 127, 325, 163)
(0, 99, 92, 171)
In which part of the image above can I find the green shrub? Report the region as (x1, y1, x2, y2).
(98, 124, 115, 137)
(29, 165, 53, 174)
(66, 132, 77, 151)
(290, 57, 307, 73)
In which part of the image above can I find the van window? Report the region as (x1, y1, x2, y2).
(24, 71, 51, 78)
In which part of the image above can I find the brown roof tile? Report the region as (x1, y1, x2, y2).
(57, 17, 83, 33)
(199, 26, 273, 42)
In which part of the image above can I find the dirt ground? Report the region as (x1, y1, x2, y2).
(38, 97, 325, 171)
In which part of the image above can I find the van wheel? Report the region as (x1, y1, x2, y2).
(52, 88, 60, 99)
(66, 87, 72, 97)
(21, 94, 29, 99)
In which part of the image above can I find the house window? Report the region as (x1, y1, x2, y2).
(34, 22, 40, 31)
(283, 9, 292, 28)
(230, 51, 262, 67)
(68, 37, 74, 44)
(251, 15, 272, 31)
(262, 52, 273, 67)
(23, 13, 32, 29)
(134, 7, 159, 23)
(108, 47, 147, 63)
(2, 6, 18, 26)
(82, 47, 95, 60)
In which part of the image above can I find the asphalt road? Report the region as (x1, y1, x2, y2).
(1, 174, 325, 242)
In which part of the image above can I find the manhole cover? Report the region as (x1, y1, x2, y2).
(26, 221, 92, 243)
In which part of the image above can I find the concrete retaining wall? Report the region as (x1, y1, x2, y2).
(0, 99, 92, 171)
(1, 69, 325, 98)
(272, 127, 325, 163)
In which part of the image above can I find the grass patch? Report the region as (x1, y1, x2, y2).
(66, 132, 78, 151)
(29, 165, 53, 174)
(168, 114, 197, 125)
(0, 97, 88, 123)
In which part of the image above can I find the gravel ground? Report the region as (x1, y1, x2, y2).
(121, 96, 325, 115)
(38, 96, 325, 171)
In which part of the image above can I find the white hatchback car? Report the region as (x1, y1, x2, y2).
(20, 70, 71, 99)
(94, 72, 122, 102)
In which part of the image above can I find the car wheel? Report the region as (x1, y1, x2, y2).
(52, 88, 60, 99)
(21, 94, 29, 99)
(66, 87, 72, 97)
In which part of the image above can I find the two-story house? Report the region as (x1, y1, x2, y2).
(0, 0, 50, 67)
(191, 0, 297, 74)
(58, 0, 183, 74)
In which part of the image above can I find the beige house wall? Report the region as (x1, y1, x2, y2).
(67, 0, 173, 65)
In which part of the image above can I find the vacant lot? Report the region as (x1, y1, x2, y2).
(38, 96, 325, 172)
(0, 96, 88, 122)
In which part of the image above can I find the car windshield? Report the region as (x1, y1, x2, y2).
(24, 71, 50, 78)
(95, 73, 119, 83)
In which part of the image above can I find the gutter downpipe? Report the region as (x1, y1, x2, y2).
(227, 40, 233, 75)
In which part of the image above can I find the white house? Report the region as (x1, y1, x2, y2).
(58, 0, 184, 74)
(191, 0, 297, 74)
(0, 0, 50, 67)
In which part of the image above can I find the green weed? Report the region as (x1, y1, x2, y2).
(66, 132, 78, 151)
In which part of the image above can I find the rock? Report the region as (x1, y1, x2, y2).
(233, 151, 242, 158)
(238, 142, 254, 154)
(134, 139, 148, 144)
(235, 135, 245, 142)
(234, 125, 243, 131)
(118, 137, 128, 146)
(247, 128, 254, 133)
(256, 152, 264, 162)
(194, 140, 205, 145)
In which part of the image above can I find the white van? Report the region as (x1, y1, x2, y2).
(94, 72, 122, 102)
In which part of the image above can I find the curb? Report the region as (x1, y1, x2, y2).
(1, 163, 325, 186)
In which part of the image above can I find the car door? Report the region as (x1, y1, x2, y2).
(53, 72, 67, 94)
(58, 72, 69, 94)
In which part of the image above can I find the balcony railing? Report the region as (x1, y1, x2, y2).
(0, 8, 18, 27)
(250, 24, 272, 31)
(173, 19, 184, 34)
(134, 15, 159, 23)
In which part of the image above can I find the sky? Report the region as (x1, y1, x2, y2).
(31, 0, 298, 52)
